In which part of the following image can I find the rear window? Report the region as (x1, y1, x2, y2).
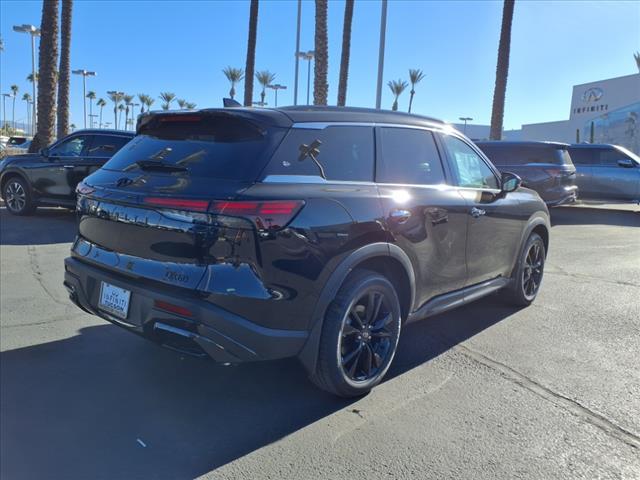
(262, 126, 374, 181)
(102, 114, 286, 180)
(478, 145, 572, 166)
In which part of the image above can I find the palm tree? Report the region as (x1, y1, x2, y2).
(70, 123, 76, 131)
(489, 0, 515, 140)
(223, 67, 244, 99)
(243, 0, 259, 106)
(313, 0, 329, 105)
(27, 72, 39, 83)
(159, 92, 176, 110)
(30, 0, 58, 152)
(256, 70, 275, 106)
(337, 0, 354, 106)
(96, 98, 106, 128)
(137, 94, 148, 113)
(634, 51, 640, 72)
(22, 93, 32, 135)
(10, 85, 18, 129)
(185, 102, 197, 109)
(122, 94, 133, 130)
(177, 99, 187, 109)
(407, 69, 425, 113)
(387, 79, 408, 111)
(57, 0, 72, 138)
(143, 95, 154, 113)
(108, 91, 123, 129)
(86, 90, 96, 127)
(117, 103, 125, 127)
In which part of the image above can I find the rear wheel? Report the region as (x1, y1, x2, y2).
(3, 177, 35, 216)
(504, 233, 546, 306)
(310, 269, 402, 397)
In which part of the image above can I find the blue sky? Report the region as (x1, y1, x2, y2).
(1, 0, 638, 130)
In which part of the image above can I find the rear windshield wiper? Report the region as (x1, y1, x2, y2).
(133, 159, 188, 172)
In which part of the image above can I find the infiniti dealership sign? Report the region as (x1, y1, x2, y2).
(573, 86, 608, 115)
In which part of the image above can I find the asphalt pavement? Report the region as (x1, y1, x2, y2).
(1, 206, 639, 479)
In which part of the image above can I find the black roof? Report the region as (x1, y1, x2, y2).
(70, 128, 135, 137)
(475, 140, 569, 148)
(140, 106, 445, 130)
(568, 143, 618, 149)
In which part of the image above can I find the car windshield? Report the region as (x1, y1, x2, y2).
(614, 145, 640, 163)
(102, 114, 287, 181)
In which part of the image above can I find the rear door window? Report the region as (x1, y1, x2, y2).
(86, 135, 131, 158)
(376, 127, 445, 185)
(103, 114, 286, 180)
(262, 126, 374, 181)
(568, 148, 596, 165)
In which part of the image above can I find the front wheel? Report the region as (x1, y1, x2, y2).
(3, 177, 35, 216)
(310, 269, 402, 398)
(504, 233, 546, 306)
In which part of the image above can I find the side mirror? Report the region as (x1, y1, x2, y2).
(617, 158, 636, 168)
(501, 172, 522, 193)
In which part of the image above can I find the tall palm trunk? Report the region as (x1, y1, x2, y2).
(88, 98, 93, 127)
(11, 97, 16, 128)
(243, 0, 259, 107)
(57, 0, 72, 139)
(313, 0, 328, 105)
(337, 0, 354, 106)
(489, 0, 515, 140)
(29, 0, 59, 152)
(99, 105, 103, 128)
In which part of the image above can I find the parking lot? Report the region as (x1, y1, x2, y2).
(1, 205, 639, 480)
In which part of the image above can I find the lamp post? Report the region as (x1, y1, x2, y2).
(267, 84, 287, 107)
(296, 51, 314, 105)
(459, 116, 473, 134)
(88, 114, 98, 129)
(293, 0, 301, 105)
(72, 69, 97, 128)
(131, 103, 140, 130)
(13, 24, 40, 133)
(2, 93, 13, 132)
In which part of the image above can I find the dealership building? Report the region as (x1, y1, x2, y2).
(454, 73, 640, 154)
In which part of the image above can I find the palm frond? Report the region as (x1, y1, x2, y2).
(255, 70, 276, 88)
(86, 91, 96, 100)
(388, 79, 409, 96)
(223, 67, 244, 83)
(408, 69, 425, 86)
(159, 92, 176, 104)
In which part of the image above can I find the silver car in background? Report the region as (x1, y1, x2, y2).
(568, 144, 640, 202)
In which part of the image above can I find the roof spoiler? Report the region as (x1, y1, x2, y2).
(223, 98, 242, 108)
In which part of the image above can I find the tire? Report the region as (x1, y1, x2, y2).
(504, 233, 546, 307)
(310, 269, 402, 397)
(3, 176, 35, 216)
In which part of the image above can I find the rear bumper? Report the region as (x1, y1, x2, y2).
(64, 257, 308, 363)
(543, 185, 578, 207)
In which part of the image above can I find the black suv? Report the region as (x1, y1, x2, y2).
(0, 129, 134, 214)
(475, 141, 578, 206)
(64, 107, 550, 397)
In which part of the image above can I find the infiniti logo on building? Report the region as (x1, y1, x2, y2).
(582, 87, 604, 103)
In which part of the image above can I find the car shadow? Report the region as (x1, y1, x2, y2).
(550, 206, 640, 228)
(0, 295, 515, 480)
(0, 207, 77, 245)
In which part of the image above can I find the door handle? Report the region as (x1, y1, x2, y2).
(470, 207, 486, 218)
(389, 209, 411, 224)
(62, 165, 74, 170)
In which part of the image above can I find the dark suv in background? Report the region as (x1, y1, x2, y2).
(0, 129, 134, 215)
(475, 141, 578, 206)
(64, 107, 550, 397)
(568, 144, 640, 201)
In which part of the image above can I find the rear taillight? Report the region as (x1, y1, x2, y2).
(144, 197, 210, 212)
(142, 197, 304, 231)
(76, 182, 95, 195)
(210, 200, 304, 230)
(154, 300, 193, 318)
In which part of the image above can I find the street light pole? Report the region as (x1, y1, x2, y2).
(267, 84, 287, 107)
(72, 69, 97, 129)
(294, 0, 301, 106)
(459, 116, 473, 135)
(296, 51, 315, 106)
(13, 24, 40, 134)
(375, 0, 388, 109)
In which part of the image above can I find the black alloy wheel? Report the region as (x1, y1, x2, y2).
(3, 177, 34, 215)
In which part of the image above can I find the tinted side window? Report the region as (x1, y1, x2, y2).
(441, 135, 499, 189)
(264, 126, 374, 181)
(596, 148, 625, 166)
(377, 127, 445, 185)
(568, 148, 596, 165)
(476, 145, 522, 166)
(87, 135, 131, 157)
(49, 136, 89, 157)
